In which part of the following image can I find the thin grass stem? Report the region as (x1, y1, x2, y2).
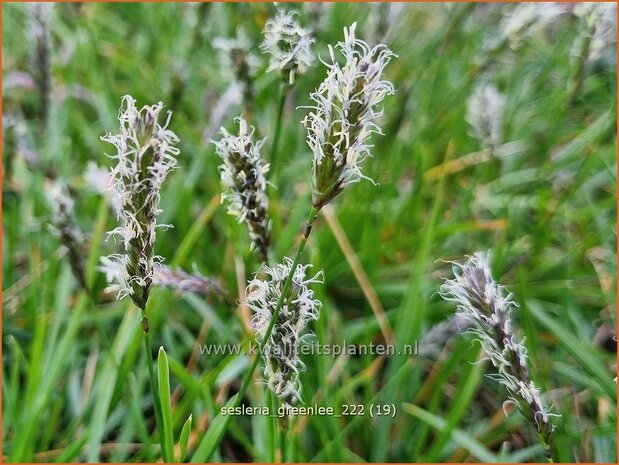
(143, 326, 169, 462)
(270, 86, 289, 178)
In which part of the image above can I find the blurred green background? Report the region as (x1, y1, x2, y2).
(2, 2, 617, 462)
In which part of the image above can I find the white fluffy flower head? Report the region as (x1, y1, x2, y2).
(100, 95, 179, 309)
(261, 10, 315, 85)
(212, 116, 270, 259)
(574, 2, 617, 61)
(466, 80, 506, 151)
(303, 22, 395, 208)
(213, 28, 261, 109)
(439, 252, 557, 441)
(246, 258, 323, 405)
(213, 28, 261, 77)
(48, 181, 75, 221)
(500, 3, 565, 49)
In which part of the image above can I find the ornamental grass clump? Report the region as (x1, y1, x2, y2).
(303, 22, 396, 210)
(100, 95, 179, 330)
(212, 116, 271, 261)
(439, 252, 558, 458)
(246, 258, 322, 404)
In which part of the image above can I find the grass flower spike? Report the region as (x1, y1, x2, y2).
(466, 80, 505, 152)
(246, 258, 322, 405)
(213, 29, 260, 112)
(153, 265, 226, 301)
(303, 23, 395, 209)
(439, 252, 557, 455)
(261, 10, 314, 85)
(100, 95, 179, 320)
(573, 2, 617, 62)
(31, 3, 52, 129)
(213, 116, 270, 260)
(48, 181, 87, 291)
(498, 3, 565, 50)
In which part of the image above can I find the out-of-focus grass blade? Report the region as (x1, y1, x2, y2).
(190, 395, 237, 462)
(87, 307, 140, 461)
(86, 196, 110, 288)
(157, 347, 175, 463)
(502, 444, 545, 463)
(12, 290, 88, 461)
(167, 356, 208, 401)
(402, 403, 498, 462)
(171, 194, 219, 267)
(128, 373, 154, 462)
(425, 348, 485, 461)
(54, 435, 89, 463)
(373, 142, 455, 461)
(527, 300, 616, 401)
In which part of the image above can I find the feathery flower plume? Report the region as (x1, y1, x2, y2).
(31, 3, 53, 130)
(213, 29, 260, 113)
(84, 161, 124, 217)
(418, 314, 472, 359)
(477, 3, 566, 69)
(100, 95, 179, 325)
(573, 2, 617, 62)
(246, 258, 322, 405)
(48, 181, 88, 291)
(497, 3, 565, 50)
(439, 252, 557, 453)
(84, 161, 113, 194)
(466, 80, 505, 152)
(212, 116, 270, 260)
(260, 10, 314, 85)
(153, 265, 227, 301)
(303, 23, 395, 209)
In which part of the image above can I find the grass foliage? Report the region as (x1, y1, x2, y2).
(2, 3, 617, 462)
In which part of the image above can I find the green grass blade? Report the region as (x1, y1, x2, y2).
(178, 414, 193, 462)
(87, 307, 140, 461)
(190, 395, 237, 462)
(527, 300, 616, 401)
(54, 435, 89, 462)
(157, 347, 175, 463)
(402, 403, 498, 462)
